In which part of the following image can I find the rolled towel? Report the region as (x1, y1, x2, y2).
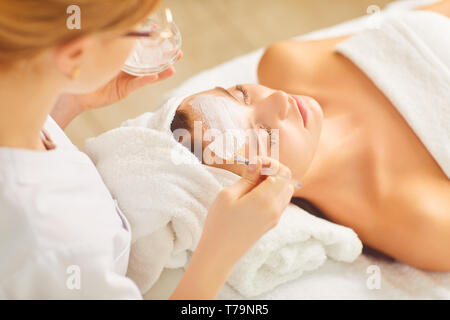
(85, 94, 362, 297)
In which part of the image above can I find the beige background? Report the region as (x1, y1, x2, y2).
(65, 0, 395, 149)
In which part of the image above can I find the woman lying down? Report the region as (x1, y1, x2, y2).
(85, 3, 450, 296)
(168, 4, 450, 272)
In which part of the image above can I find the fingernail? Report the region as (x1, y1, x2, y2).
(248, 163, 257, 172)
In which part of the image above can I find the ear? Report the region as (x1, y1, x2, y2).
(53, 36, 92, 77)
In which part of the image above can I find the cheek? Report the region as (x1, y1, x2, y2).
(77, 38, 136, 92)
(278, 126, 315, 178)
(110, 38, 136, 64)
(97, 38, 136, 72)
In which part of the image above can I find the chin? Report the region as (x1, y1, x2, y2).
(307, 96, 324, 128)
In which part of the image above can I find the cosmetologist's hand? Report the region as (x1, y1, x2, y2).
(200, 156, 295, 263)
(51, 51, 182, 128)
(171, 157, 295, 299)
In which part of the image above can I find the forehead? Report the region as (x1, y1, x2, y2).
(177, 87, 237, 123)
(179, 87, 254, 136)
(179, 87, 233, 109)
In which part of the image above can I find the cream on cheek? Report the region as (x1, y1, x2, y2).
(189, 94, 250, 161)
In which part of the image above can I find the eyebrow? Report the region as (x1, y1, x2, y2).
(215, 86, 240, 103)
(215, 86, 258, 132)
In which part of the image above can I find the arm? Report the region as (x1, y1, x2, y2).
(169, 240, 235, 299)
(370, 178, 450, 271)
(170, 158, 294, 299)
(51, 67, 178, 129)
(50, 93, 86, 129)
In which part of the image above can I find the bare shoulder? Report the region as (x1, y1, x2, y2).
(379, 175, 450, 271)
(420, 0, 450, 18)
(401, 175, 450, 223)
(257, 36, 350, 94)
(257, 40, 309, 93)
(258, 0, 450, 92)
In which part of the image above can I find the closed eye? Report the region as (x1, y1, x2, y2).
(236, 85, 251, 105)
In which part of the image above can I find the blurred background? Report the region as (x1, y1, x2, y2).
(66, 0, 396, 148)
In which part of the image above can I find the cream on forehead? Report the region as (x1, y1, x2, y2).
(189, 94, 249, 160)
(189, 94, 248, 131)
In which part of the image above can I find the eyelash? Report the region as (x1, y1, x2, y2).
(236, 85, 275, 147)
(236, 85, 250, 104)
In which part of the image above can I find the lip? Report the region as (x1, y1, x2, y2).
(291, 95, 308, 127)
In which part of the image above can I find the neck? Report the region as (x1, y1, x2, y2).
(0, 65, 62, 151)
(294, 111, 365, 204)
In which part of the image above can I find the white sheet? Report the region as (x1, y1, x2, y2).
(145, 0, 450, 300)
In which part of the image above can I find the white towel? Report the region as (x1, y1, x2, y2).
(142, 0, 449, 300)
(85, 95, 362, 297)
(336, 11, 450, 178)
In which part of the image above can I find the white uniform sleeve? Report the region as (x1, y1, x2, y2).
(0, 247, 142, 299)
(0, 118, 144, 299)
(0, 170, 143, 300)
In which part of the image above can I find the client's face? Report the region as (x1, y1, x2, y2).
(176, 84, 323, 180)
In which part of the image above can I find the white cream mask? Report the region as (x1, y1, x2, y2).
(189, 94, 250, 161)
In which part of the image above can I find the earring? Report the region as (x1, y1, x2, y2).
(71, 67, 81, 80)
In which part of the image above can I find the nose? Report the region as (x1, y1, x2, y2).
(256, 90, 290, 120)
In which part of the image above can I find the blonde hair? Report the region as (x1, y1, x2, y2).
(0, 0, 161, 64)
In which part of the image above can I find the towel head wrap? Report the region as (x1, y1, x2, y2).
(85, 94, 362, 297)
